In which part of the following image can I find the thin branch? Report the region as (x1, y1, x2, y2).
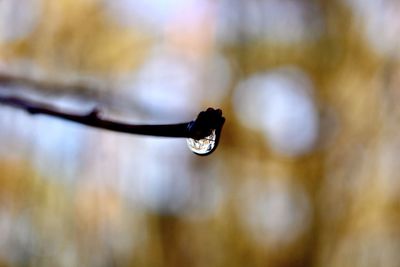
(0, 95, 225, 139)
(0, 73, 225, 154)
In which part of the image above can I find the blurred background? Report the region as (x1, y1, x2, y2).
(0, 0, 400, 266)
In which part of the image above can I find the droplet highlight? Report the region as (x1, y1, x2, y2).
(187, 129, 217, 155)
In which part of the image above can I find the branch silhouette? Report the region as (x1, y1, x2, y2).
(0, 75, 225, 155)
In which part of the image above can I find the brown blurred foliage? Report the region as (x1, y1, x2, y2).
(1, 0, 400, 267)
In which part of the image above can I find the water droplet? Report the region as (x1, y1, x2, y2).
(187, 129, 217, 155)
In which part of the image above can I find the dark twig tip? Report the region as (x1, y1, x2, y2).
(187, 107, 225, 140)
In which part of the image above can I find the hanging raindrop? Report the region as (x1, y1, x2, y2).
(186, 129, 217, 155)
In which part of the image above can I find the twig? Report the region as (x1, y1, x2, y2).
(0, 94, 225, 154)
(0, 94, 224, 137)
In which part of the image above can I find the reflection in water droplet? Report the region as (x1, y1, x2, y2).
(187, 130, 217, 155)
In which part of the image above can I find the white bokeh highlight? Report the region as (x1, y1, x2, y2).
(0, 0, 42, 42)
(118, 48, 202, 120)
(216, 0, 323, 44)
(104, 0, 205, 32)
(239, 177, 311, 246)
(117, 137, 224, 217)
(344, 0, 400, 56)
(233, 66, 319, 156)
